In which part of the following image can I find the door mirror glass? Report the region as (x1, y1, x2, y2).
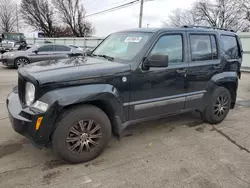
(145, 54, 169, 68)
(33, 50, 39, 54)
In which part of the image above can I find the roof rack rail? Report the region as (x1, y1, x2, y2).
(181, 25, 235, 33)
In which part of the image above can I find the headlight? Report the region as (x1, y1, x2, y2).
(25, 82, 35, 106)
(3, 53, 14, 58)
(32, 101, 48, 112)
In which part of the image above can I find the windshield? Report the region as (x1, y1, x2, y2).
(2, 33, 25, 41)
(38, 32, 45, 38)
(92, 32, 152, 61)
(25, 44, 40, 51)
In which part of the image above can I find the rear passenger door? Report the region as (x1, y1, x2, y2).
(54, 45, 72, 55)
(186, 32, 222, 109)
(31, 45, 56, 63)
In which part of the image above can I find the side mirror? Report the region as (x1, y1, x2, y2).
(85, 49, 93, 55)
(33, 50, 39, 54)
(144, 54, 169, 68)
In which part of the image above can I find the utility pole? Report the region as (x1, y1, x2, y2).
(16, 4, 19, 33)
(139, 0, 144, 28)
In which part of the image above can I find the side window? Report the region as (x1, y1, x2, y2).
(190, 35, 217, 61)
(38, 45, 55, 52)
(150, 35, 183, 64)
(221, 35, 240, 59)
(55, 45, 71, 52)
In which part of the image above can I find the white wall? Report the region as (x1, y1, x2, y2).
(26, 37, 104, 50)
(238, 32, 250, 69)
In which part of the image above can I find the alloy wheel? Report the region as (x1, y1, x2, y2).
(213, 95, 229, 117)
(66, 119, 102, 155)
(16, 58, 28, 67)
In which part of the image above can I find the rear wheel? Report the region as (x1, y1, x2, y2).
(15, 57, 30, 68)
(201, 87, 231, 124)
(52, 105, 111, 164)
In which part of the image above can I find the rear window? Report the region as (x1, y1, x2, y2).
(190, 34, 218, 61)
(38, 45, 55, 52)
(221, 35, 240, 59)
(55, 45, 71, 52)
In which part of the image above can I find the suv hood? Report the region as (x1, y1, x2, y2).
(19, 56, 131, 86)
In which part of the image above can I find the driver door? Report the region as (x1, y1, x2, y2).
(128, 32, 188, 120)
(29, 45, 56, 63)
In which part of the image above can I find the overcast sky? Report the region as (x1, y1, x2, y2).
(84, 0, 197, 37)
(18, 0, 197, 37)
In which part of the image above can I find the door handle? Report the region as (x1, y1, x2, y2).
(176, 69, 187, 74)
(214, 64, 222, 69)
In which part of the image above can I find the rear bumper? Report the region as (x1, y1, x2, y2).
(6, 89, 55, 146)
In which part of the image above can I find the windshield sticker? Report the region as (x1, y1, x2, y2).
(124, 37, 142, 43)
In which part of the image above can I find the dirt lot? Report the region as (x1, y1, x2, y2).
(0, 65, 250, 188)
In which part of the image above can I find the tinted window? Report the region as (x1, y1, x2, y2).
(221, 35, 239, 59)
(38, 45, 55, 52)
(150, 35, 183, 64)
(190, 35, 217, 61)
(55, 45, 71, 52)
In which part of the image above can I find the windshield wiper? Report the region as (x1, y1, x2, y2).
(94, 54, 114, 61)
(86, 53, 96, 57)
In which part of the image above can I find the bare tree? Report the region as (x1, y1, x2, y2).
(240, 0, 250, 27)
(20, 0, 56, 37)
(164, 8, 203, 27)
(165, 0, 250, 31)
(0, 0, 17, 32)
(52, 0, 94, 37)
(54, 26, 74, 37)
(193, 0, 249, 31)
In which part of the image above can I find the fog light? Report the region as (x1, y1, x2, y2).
(32, 101, 48, 112)
(36, 117, 43, 131)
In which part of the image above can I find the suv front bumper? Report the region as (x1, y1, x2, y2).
(6, 89, 54, 146)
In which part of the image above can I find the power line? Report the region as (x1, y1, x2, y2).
(86, 0, 133, 14)
(85, 0, 140, 18)
(107, 0, 133, 7)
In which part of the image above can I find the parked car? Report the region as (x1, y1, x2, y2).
(7, 26, 242, 164)
(1, 43, 84, 68)
(69, 45, 85, 52)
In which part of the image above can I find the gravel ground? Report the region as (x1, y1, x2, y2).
(0, 65, 250, 188)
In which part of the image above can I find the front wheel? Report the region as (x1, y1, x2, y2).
(201, 87, 231, 124)
(15, 57, 30, 68)
(52, 105, 111, 164)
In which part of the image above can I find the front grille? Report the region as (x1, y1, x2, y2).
(18, 76, 25, 105)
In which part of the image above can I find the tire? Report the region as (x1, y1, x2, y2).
(15, 57, 30, 68)
(201, 87, 231, 124)
(52, 105, 111, 164)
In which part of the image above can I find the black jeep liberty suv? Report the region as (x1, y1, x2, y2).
(7, 26, 243, 164)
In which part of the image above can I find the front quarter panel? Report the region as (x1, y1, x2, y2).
(39, 84, 127, 128)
